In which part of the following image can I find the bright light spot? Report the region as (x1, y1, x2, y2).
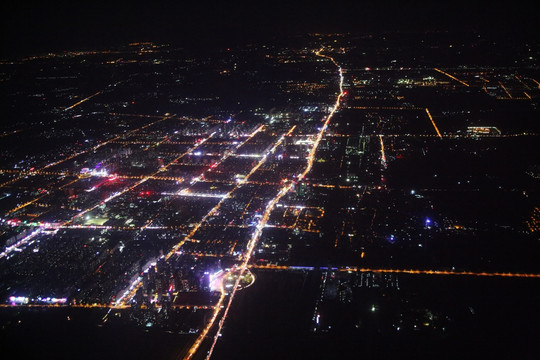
(9, 296, 29, 304)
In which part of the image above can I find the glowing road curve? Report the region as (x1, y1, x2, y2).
(184, 47, 345, 360)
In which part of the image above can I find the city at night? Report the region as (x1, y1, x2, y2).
(0, 2, 538, 359)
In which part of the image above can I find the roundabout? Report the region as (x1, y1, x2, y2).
(223, 267, 256, 292)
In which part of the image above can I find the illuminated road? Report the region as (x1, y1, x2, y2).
(251, 264, 540, 278)
(0, 229, 41, 259)
(114, 125, 296, 307)
(498, 81, 513, 99)
(0, 128, 214, 259)
(136, 124, 265, 232)
(64, 90, 103, 111)
(0, 116, 170, 189)
(176, 124, 264, 190)
(379, 135, 386, 167)
(425, 108, 442, 138)
(193, 47, 345, 360)
(296, 48, 344, 182)
(6, 265, 537, 317)
(1, 124, 264, 232)
(434, 68, 470, 87)
(0, 129, 24, 138)
(109, 113, 226, 124)
(348, 106, 424, 110)
(0, 303, 216, 310)
(66, 131, 216, 225)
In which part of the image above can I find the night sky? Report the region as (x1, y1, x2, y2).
(1, 1, 537, 56)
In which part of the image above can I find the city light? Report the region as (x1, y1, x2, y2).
(200, 47, 345, 360)
(1, 24, 538, 360)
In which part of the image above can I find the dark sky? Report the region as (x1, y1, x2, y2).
(1, 0, 537, 56)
